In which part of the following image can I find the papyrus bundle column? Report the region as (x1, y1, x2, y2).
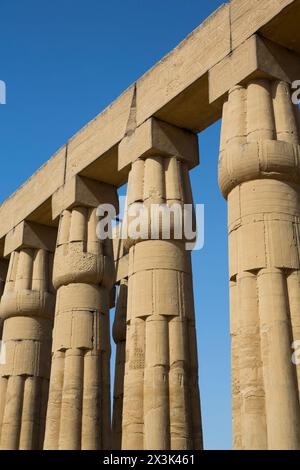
(0, 260, 8, 339)
(119, 118, 203, 450)
(112, 230, 129, 449)
(0, 222, 56, 450)
(112, 278, 128, 450)
(219, 79, 300, 450)
(44, 176, 118, 450)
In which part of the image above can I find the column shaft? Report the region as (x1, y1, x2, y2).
(237, 272, 267, 449)
(122, 156, 202, 450)
(112, 280, 127, 450)
(44, 202, 116, 450)
(0, 260, 8, 340)
(219, 79, 300, 449)
(258, 268, 300, 449)
(0, 243, 55, 450)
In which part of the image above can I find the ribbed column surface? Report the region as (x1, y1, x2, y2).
(43, 206, 115, 450)
(122, 156, 203, 450)
(0, 249, 55, 449)
(219, 79, 300, 450)
(112, 279, 127, 450)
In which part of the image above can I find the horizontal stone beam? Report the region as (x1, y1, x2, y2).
(65, 86, 136, 183)
(0, 0, 299, 242)
(0, 147, 65, 240)
(135, 4, 231, 129)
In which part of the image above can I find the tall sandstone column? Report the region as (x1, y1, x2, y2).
(111, 228, 129, 449)
(112, 278, 128, 450)
(119, 118, 203, 450)
(44, 176, 118, 450)
(0, 221, 56, 450)
(0, 259, 8, 339)
(219, 79, 300, 450)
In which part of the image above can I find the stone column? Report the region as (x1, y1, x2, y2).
(119, 118, 203, 450)
(0, 260, 8, 299)
(111, 228, 130, 450)
(44, 176, 118, 450)
(111, 228, 129, 450)
(0, 259, 8, 339)
(112, 278, 128, 450)
(0, 257, 9, 442)
(0, 221, 56, 450)
(219, 79, 300, 450)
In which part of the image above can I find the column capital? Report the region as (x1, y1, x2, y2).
(218, 79, 300, 198)
(118, 117, 199, 172)
(52, 175, 119, 220)
(4, 221, 57, 258)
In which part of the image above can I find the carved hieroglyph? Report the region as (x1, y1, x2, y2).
(219, 79, 300, 450)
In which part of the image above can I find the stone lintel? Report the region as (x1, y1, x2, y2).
(118, 117, 199, 172)
(4, 221, 57, 257)
(209, 34, 300, 103)
(52, 175, 119, 220)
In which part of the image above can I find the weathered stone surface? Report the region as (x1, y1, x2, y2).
(219, 79, 300, 450)
(135, 4, 231, 127)
(4, 221, 57, 258)
(44, 179, 118, 450)
(66, 86, 135, 182)
(0, 259, 8, 341)
(0, 147, 65, 240)
(112, 280, 128, 450)
(113, 226, 129, 284)
(121, 132, 202, 450)
(0, 224, 56, 450)
(0, 0, 300, 452)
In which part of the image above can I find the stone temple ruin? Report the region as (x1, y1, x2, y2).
(1, 0, 300, 450)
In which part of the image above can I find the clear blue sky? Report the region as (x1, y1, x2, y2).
(0, 0, 230, 450)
